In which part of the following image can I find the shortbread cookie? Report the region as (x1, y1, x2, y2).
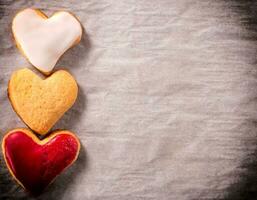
(2, 128, 80, 195)
(8, 68, 78, 135)
(12, 8, 82, 74)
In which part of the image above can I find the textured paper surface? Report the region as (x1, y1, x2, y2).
(1, 0, 257, 199)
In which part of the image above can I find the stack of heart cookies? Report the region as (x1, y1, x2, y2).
(2, 8, 83, 196)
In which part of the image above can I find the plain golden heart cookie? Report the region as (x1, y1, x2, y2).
(8, 68, 78, 135)
(12, 8, 82, 74)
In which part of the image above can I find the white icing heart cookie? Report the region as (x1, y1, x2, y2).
(12, 8, 82, 74)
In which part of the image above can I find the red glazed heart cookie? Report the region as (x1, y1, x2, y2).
(2, 128, 80, 195)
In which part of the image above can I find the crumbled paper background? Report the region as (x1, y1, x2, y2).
(1, 0, 257, 199)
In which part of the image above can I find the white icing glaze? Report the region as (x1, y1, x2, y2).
(12, 8, 82, 74)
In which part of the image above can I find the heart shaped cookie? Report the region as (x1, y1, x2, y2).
(8, 68, 78, 135)
(12, 8, 82, 74)
(2, 128, 80, 195)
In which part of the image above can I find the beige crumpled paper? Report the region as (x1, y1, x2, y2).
(0, 0, 256, 199)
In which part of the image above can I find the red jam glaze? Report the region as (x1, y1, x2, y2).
(4, 131, 79, 195)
